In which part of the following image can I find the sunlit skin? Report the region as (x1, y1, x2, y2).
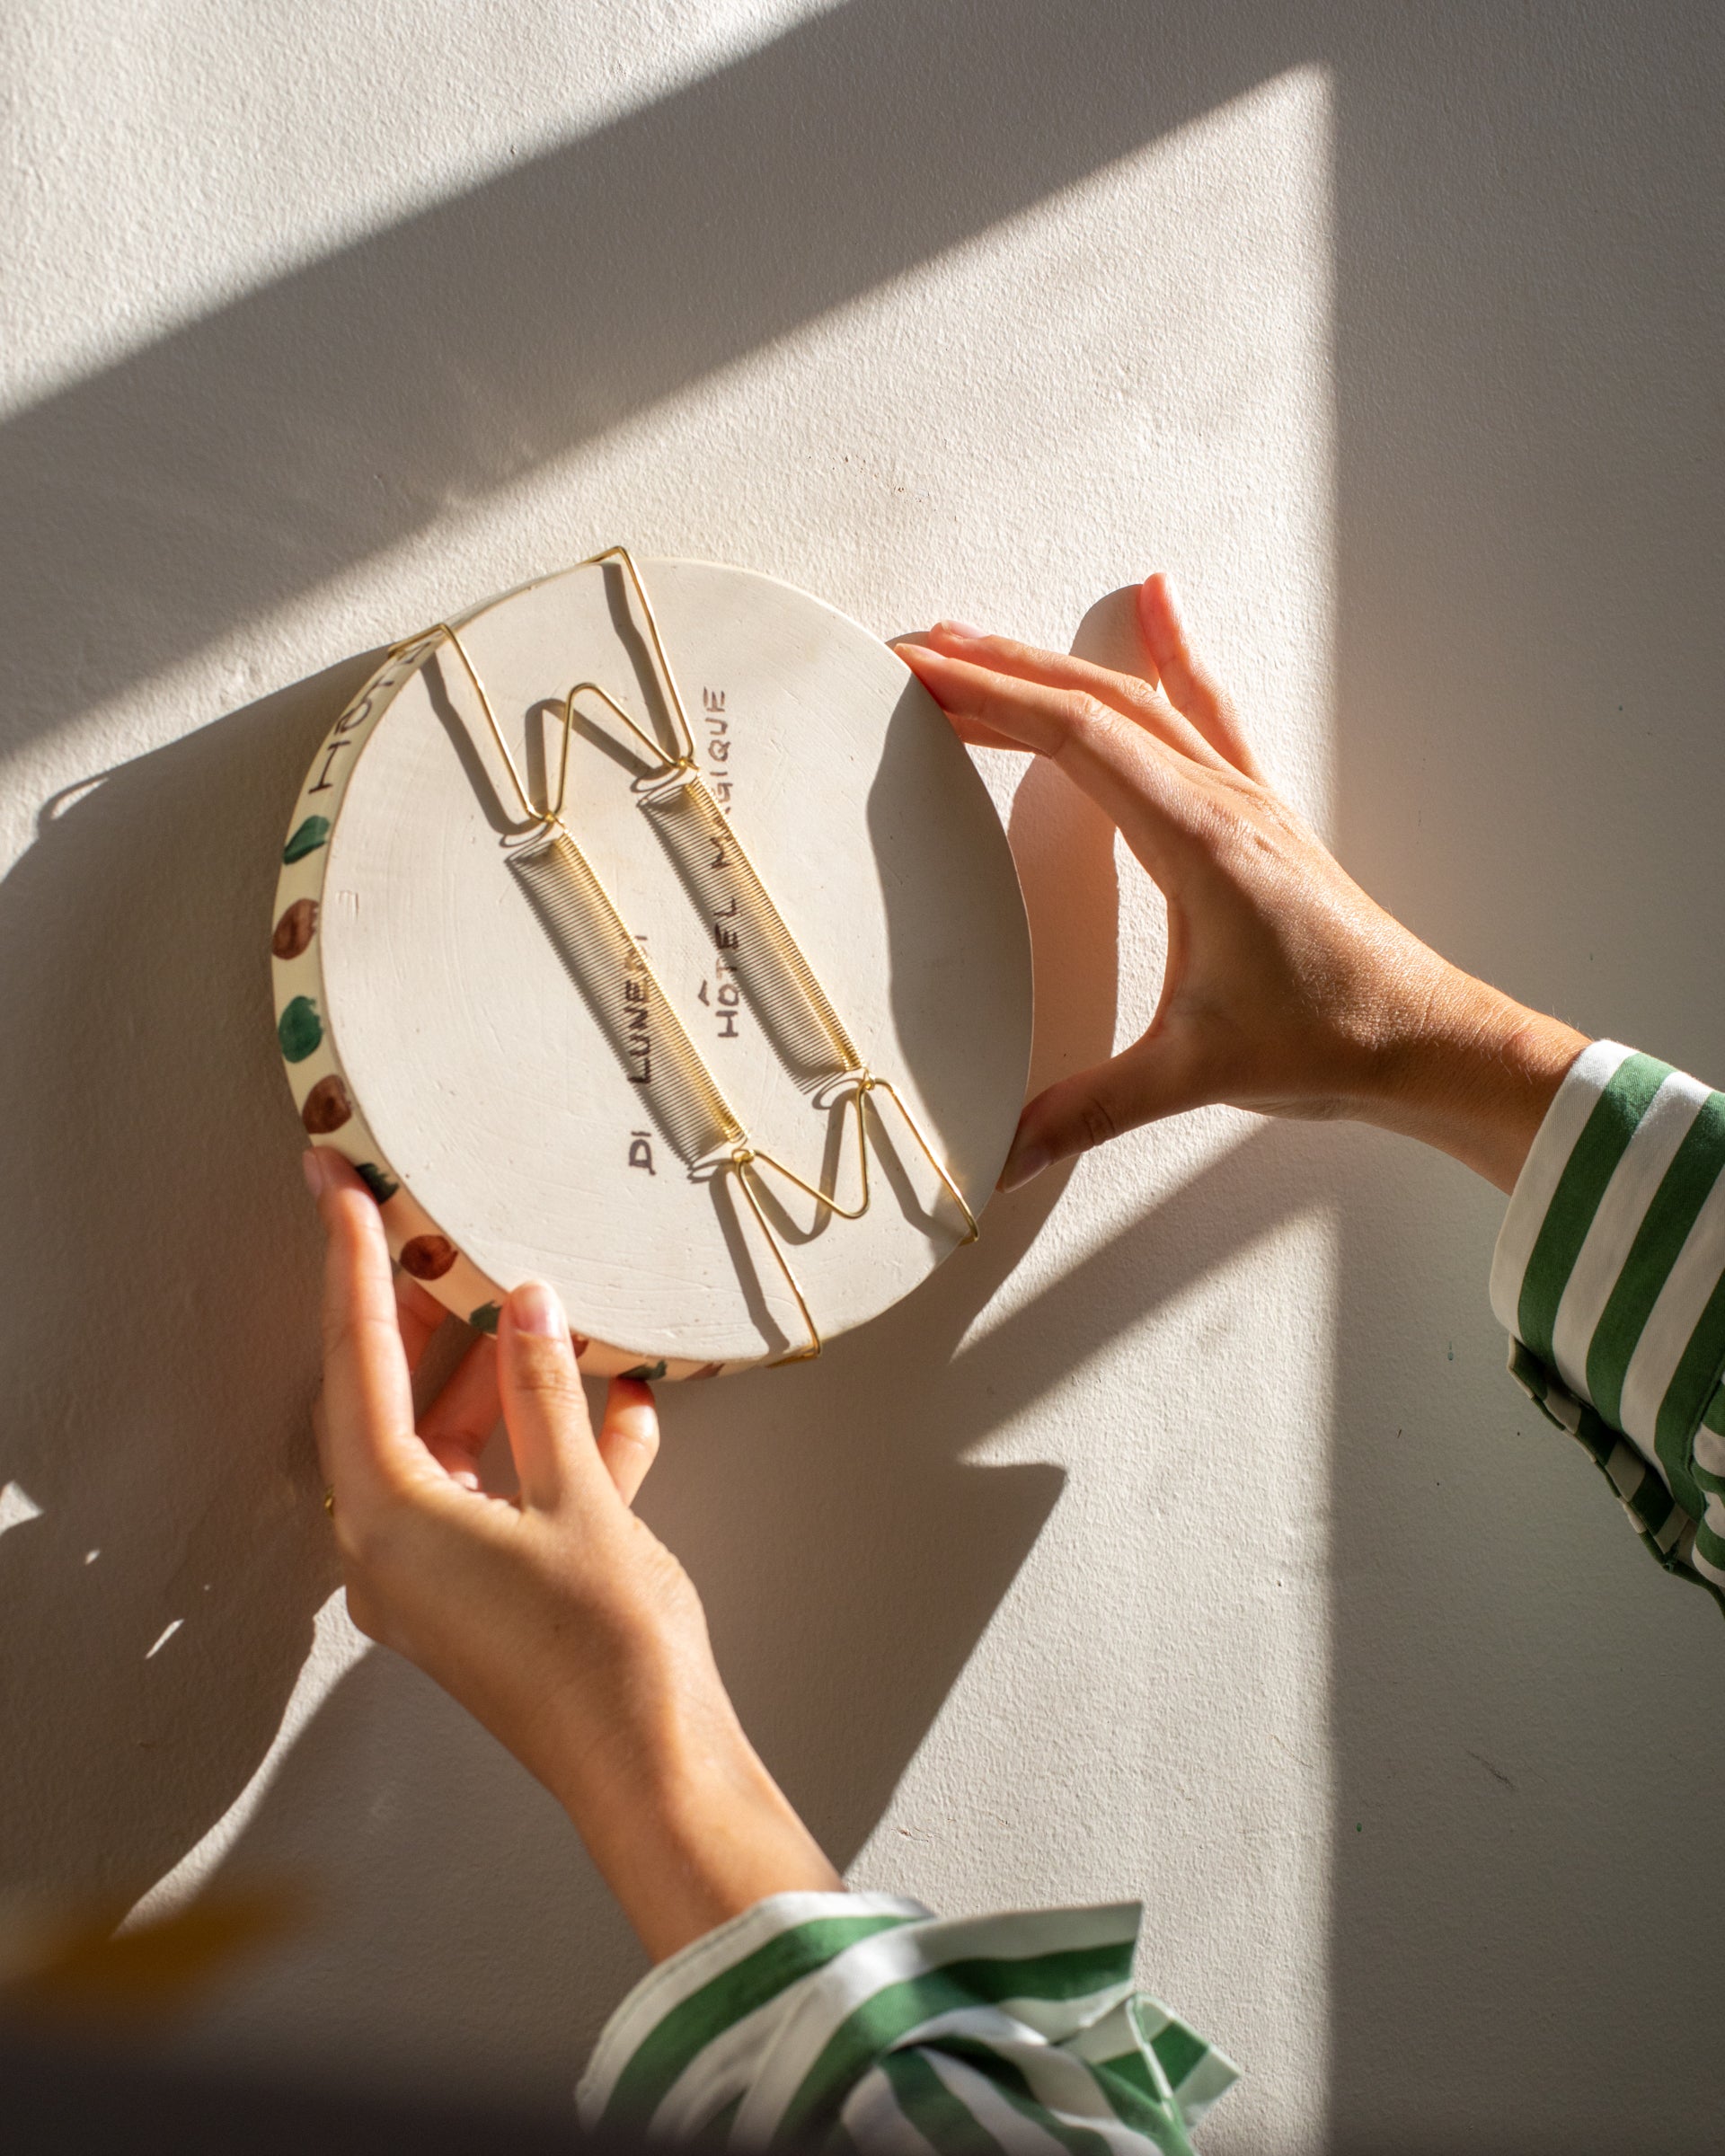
(893, 576, 1586, 1197)
(306, 572, 1587, 1964)
(307, 1146, 840, 1965)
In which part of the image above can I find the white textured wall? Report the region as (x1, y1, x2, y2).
(2, 4, 1721, 2149)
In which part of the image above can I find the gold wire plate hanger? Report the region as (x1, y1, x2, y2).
(391, 547, 978, 1364)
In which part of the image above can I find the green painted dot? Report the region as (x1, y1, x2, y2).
(282, 815, 332, 864)
(356, 1161, 399, 1205)
(468, 1302, 501, 1335)
(622, 1360, 668, 1382)
(277, 994, 323, 1063)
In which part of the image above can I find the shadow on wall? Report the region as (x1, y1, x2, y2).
(0, 659, 371, 1909)
(1322, 9, 1725, 2152)
(0, 0, 1277, 1943)
(0, 631, 1119, 2044)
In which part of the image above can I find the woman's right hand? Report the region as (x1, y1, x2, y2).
(896, 578, 1586, 1196)
(306, 1147, 841, 1962)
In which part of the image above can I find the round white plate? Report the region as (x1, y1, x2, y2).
(271, 556, 1032, 1375)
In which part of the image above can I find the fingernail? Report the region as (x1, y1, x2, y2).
(998, 1142, 1051, 1193)
(935, 619, 986, 640)
(510, 1279, 566, 1339)
(301, 1148, 332, 1197)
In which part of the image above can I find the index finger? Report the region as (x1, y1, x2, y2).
(910, 626, 1226, 770)
(895, 641, 1199, 877)
(311, 1152, 433, 1517)
(394, 1271, 449, 1376)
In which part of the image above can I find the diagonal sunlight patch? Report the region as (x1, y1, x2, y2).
(845, 68, 1337, 2150)
(0, 1479, 46, 1537)
(2, 0, 852, 415)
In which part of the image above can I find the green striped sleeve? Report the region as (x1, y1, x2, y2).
(1585, 1091, 1725, 1430)
(1695, 1384, 1725, 1599)
(875, 2035, 1190, 2156)
(577, 1894, 1239, 2151)
(577, 1892, 931, 2134)
(1068, 1993, 1239, 2131)
(1512, 1050, 1672, 1367)
(1692, 1383, 1725, 1495)
(600, 1910, 918, 2128)
(1491, 1040, 1725, 1616)
(774, 1938, 1140, 2143)
(877, 2047, 1016, 2155)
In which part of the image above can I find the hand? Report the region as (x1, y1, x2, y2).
(896, 579, 1586, 1195)
(305, 1147, 840, 1960)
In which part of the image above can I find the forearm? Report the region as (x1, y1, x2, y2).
(544, 1625, 843, 1964)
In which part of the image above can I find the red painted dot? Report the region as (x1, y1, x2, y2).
(400, 1234, 457, 1280)
(271, 897, 319, 959)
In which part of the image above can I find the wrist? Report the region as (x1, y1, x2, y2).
(1358, 963, 1588, 1194)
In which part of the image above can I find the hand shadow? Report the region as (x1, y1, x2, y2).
(0, 656, 377, 1910)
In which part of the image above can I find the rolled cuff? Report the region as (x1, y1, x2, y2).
(1492, 1039, 1725, 1604)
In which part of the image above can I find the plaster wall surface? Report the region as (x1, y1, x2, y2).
(1, 4, 1720, 2150)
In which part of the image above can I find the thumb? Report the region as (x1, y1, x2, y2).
(1000, 1031, 1208, 1189)
(497, 1280, 604, 1512)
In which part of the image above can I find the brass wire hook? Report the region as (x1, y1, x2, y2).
(560, 552, 978, 1250)
(387, 547, 978, 1365)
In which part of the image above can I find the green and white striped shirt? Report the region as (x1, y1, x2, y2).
(1492, 1038, 1725, 1609)
(580, 1037, 1725, 2153)
(577, 1894, 1239, 2151)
